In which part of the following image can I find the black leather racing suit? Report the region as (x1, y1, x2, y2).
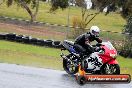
(74, 32, 102, 56)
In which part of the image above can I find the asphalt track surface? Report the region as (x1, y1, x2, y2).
(0, 63, 131, 88)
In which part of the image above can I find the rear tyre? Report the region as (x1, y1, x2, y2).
(63, 59, 78, 75)
(100, 64, 120, 74)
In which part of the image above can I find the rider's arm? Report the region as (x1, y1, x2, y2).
(85, 39, 94, 53)
(94, 38, 103, 52)
(95, 38, 102, 43)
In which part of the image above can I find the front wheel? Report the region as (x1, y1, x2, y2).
(63, 59, 78, 75)
(100, 64, 120, 74)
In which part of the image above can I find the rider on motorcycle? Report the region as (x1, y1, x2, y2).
(74, 26, 102, 58)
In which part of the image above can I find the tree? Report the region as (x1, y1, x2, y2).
(75, 0, 100, 29)
(50, 0, 69, 11)
(51, 0, 132, 18)
(4, 0, 40, 22)
(51, 0, 101, 38)
(120, 16, 132, 57)
(91, 0, 132, 18)
(51, 0, 100, 31)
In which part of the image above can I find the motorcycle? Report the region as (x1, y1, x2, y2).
(60, 40, 120, 75)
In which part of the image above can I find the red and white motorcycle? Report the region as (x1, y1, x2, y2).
(61, 40, 120, 75)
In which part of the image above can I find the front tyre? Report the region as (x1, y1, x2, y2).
(63, 59, 78, 75)
(100, 64, 120, 74)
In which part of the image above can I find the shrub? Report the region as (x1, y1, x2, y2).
(120, 36, 132, 58)
(119, 17, 132, 58)
(71, 16, 87, 38)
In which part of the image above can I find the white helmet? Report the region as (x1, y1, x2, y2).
(90, 26, 100, 37)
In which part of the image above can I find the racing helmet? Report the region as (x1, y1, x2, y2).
(90, 26, 100, 37)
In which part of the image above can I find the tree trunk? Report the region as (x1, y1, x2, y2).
(85, 12, 100, 26)
(19, 0, 39, 22)
(33, 0, 39, 21)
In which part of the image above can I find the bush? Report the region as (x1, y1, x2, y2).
(120, 37, 132, 58)
(119, 17, 132, 58)
(71, 16, 87, 38)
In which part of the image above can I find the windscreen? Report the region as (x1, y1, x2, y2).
(102, 41, 115, 50)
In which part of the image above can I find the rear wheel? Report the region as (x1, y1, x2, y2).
(100, 64, 120, 74)
(63, 59, 78, 75)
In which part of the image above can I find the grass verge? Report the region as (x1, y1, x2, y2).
(0, 40, 63, 70)
(118, 56, 132, 76)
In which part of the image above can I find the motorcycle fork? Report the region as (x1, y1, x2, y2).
(106, 64, 110, 69)
(105, 64, 111, 74)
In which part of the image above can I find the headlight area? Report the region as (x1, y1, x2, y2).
(110, 53, 117, 58)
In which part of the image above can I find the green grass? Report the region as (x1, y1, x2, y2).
(118, 56, 132, 68)
(0, 40, 132, 76)
(118, 56, 132, 75)
(0, 2, 126, 32)
(0, 40, 63, 70)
